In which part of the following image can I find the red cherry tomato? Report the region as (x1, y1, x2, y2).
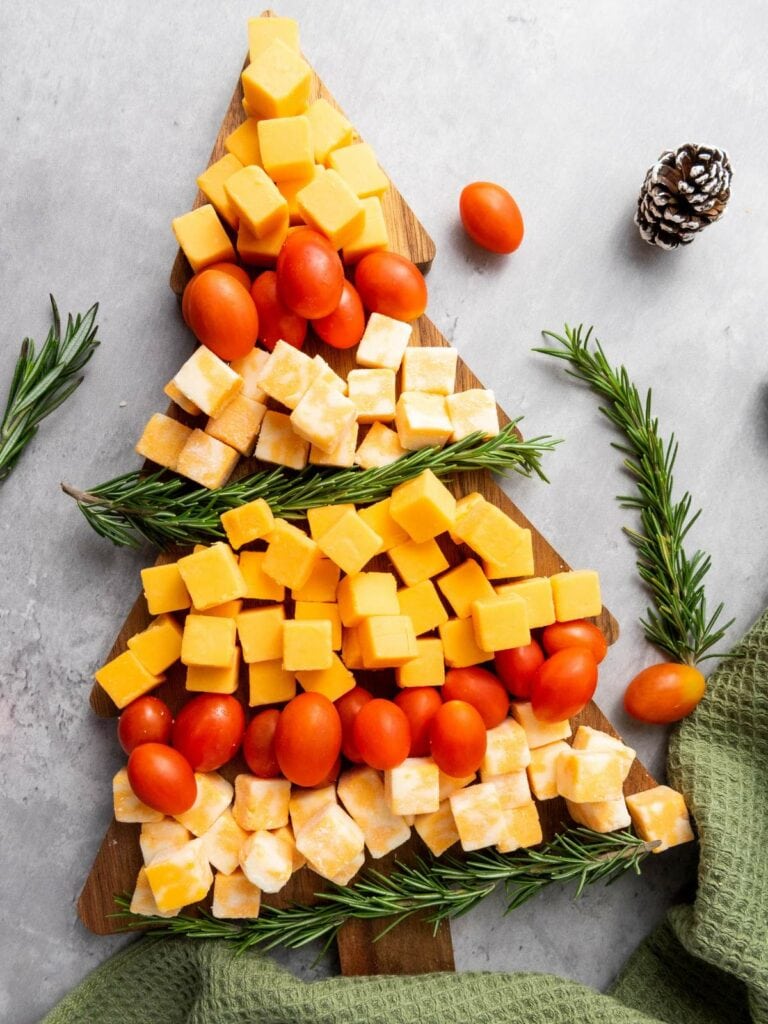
(242, 709, 281, 778)
(335, 686, 374, 763)
(530, 647, 598, 722)
(205, 262, 251, 290)
(275, 693, 342, 786)
(459, 182, 524, 254)
(442, 667, 508, 728)
(185, 269, 259, 360)
(250, 270, 308, 351)
(542, 620, 608, 664)
(117, 696, 173, 754)
(317, 754, 342, 786)
(127, 743, 197, 815)
(354, 252, 428, 321)
(429, 700, 487, 777)
(171, 694, 245, 773)
(353, 699, 411, 770)
(394, 688, 443, 757)
(494, 640, 545, 700)
(276, 228, 344, 319)
(624, 663, 706, 724)
(310, 279, 366, 349)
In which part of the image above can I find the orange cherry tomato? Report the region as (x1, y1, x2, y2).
(181, 265, 249, 326)
(394, 687, 443, 757)
(185, 268, 259, 360)
(442, 667, 508, 728)
(353, 699, 410, 770)
(541, 620, 608, 664)
(276, 228, 344, 319)
(275, 693, 342, 786)
(354, 252, 428, 321)
(624, 663, 706, 724)
(117, 696, 173, 754)
(171, 694, 245, 773)
(530, 647, 598, 722)
(429, 700, 487, 777)
(250, 270, 307, 351)
(242, 709, 281, 778)
(311, 279, 366, 349)
(494, 640, 545, 700)
(335, 686, 374, 763)
(459, 182, 524, 254)
(127, 743, 197, 815)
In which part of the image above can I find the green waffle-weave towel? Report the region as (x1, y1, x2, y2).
(42, 610, 768, 1024)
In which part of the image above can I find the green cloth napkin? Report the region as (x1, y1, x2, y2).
(42, 611, 768, 1024)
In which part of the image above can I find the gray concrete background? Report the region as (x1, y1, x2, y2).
(1, 1, 765, 1019)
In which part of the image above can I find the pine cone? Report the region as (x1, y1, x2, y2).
(635, 144, 732, 249)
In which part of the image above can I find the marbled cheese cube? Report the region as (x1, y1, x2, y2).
(572, 726, 635, 781)
(290, 377, 358, 454)
(525, 740, 571, 800)
(355, 422, 408, 469)
(175, 772, 234, 837)
(446, 389, 500, 442)
(177, 429, 240, 490)
(312, 355, 347, 393)
(294, 601, 342, 649)
(567, 797, 632, 834)
(347, 368, 397, 423)
(388, 538, 449, 588)
(289, 785, 337, 835)
(550, 570, 602, 621)
(186, 648, 241, 696)
(173, 346, 243, 418)
(625, 786, 694, 852)
(497, 800, 543, 854)
(305, 97, 353, 165)
(312, 850, 365, 886)
(495, 577, 555, 628)
(212, 868, 262, 919)
(472, 594, 531, 652)
(437, 559, 496, 619)
(127, 614, 183, 676)
(395, 392, 453, 451)
(316, 508, 382, 575)
(140, 819, 191, 865)
(296, 653, 355, 702)
(239, 830, 294, 893)
(292, 559, 341, 602)
(482, 528, 535, 580)
(307, 503, 356, 541)
(358, 498, 410, 553)
(510, 701, 572, 749)
(200, 808, 249, 875)
(113, 768, 164, 823)
(438, 770, 476, 802)
(414, 800, 461, 857)
(96, 651, 164, 710)
(271, 824, 307, 872)
(438, 617, 489, 669)
(257, 341, 318, 410)
(481, 719, 531, 777)
(177, 542, 247, 611)
(255, 410, 309, 470)
(337, 766, 411, 858)
(233, 775, 291, 832)
(294, 803, 365, 882)
(262, 519, 320, 591)
(172, 205, 235, 272)
(230, 348, 270, 403)
(309, 421, 358, 468)
(136, 413, 192, 471)
(556, 750, 625, 804)
(130, 867, 180, 918)
(205, 394, 267, 457)
(486, 770, 532, 810)
(449, 783, 504, 852)
(342, 195, 389, 263)
(239, 551, 285, 602)
(385, 758, 440, 816)
(141, 562, 191, 615)
(164, 379, 202, 416)
(356, 312, 412, 371)
(145, 838, 213, 913)
(401, 347, 457, 396)
(396, 636, 445, 687)
(337, 571, 399, 626)
(282, 619, 333, 671)
(248, 659, 296, 706)
(396, 581, 449, 636)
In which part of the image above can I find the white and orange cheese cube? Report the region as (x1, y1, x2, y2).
(177, 429, 240, 490)
(289, 785, 337, 835)
(356, 312, 412, 371)
(136, 413, 192, 470)
(486, 770, 532, 810)
(317, 850, 365, 886)
(309, 421, 358, 468)
(316, 508, 382, 575)
(446, 389, 500, 442)
(239, 830, 294, 893)
(511, 701, 572, 749)
(230, 348, 270, 403)
(572, 726, 636, 781)
(395, 392, 453, 451)
(296, 653, 355, 702)
(385, 758, 440, 816)
(312, 355, 347, 393)
(174, 772, 233, 837)
(173, 346, 243, 419)
(206, 394, 267, 457)
(248, 660, 296, 706)
(481, 719, 531, 777)
(294, 803, 365, 882)
(556, 750, 625, 804)
(233, 775, 291, 832)
(254, 410, 309, 470)
(347, 369, 396, 423)
(355, 422, 407, 469)
(497, 801, 543, 854)
(414, 800, 461, 857)
(271, 824, 307, 873)
(567, 797, 632, 834)
(212, 868, 262, 919)
(495, 577, 555, 628)
(449, 782, 504, 852)
(113, 768, 164, 824)
(140, 819, 191, 865)
(201, 807, 249, 875)
(290, 377, 358, 454)
(401, 347, 457, 396)
(526, 740, 571, 800)
(164, 379, 202, 416)
(257, 340, 317, 410)
(145, 838, 213, 913)
(550, 570, 602, 621)
(130, 867, 181, 918)
(625, 786, 694, 852)
(337, 766, 411, 859)
(438, 771, 476, 802)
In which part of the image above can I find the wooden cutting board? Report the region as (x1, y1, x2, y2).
(77, 13, 657, 976)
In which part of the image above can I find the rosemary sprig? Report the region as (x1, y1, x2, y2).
(113, 828, 656, 953)
(0, 296, 99, 482)
(62, 421, 560, 549)
(536, 325, 732, 665)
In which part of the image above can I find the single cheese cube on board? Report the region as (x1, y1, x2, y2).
(395, 392, 453, 451)
(239, 830, 294, 893)
(258, 341, 317, 409)
(495, 577, 555, 628)
(388, 538, 449, 588)
(337, 571, 399, 626)
(438, 770, 476, 802)
(175, 772, 234, 837)
(481, 719, 531, 777)
(296, 653, 355, 702)
(396, 636, 446, 688)
(229, 348, 270, 403)
(181, 614, 236, 669)
(283, 619, 333, 671)
(556, 749, 625, 803)
(356, 312, 412, 371)
(290, 377, 358, 453)
(341, 627, 364, 670)
(342, 196, 389, 263)
(450, 783, 503, 852)
(625, 786, 694, 852)
(511, 702, 572, 749)
(263, 519, 320, 590)
(329, 142, 388, 198)
(446, 389, 500, 442)
(140, 819, 191, 866)
(258, 115, 314, 181)
(247, 15, 300, 61)
(486, 771, 532, 810)
(290, 785, 337, 835)
(224, 117, 263, 167)
(164, 379, 202, 416)
(497, 800, 543, 854)
(136, 413, 192, 470)
(278, 166, 324, 224)
(255, 410, 309, 470)
(146, 838, 213, 913)
(525, 740, 572, 800)
(172, 205, 235, 272)
(113, 767, 164, 823)
(572, 726, 636, 781)
(233, 775, 291, 832)
(225, 165, 288, 238)
(297, 169, 365, 249)
(401, 347, 458, 396)
(294, 803, 365, 882)
(292, 559, 341, 602)
(306, 503, 356, 541)
(177, 429, 240, 490)
(178, 543, 246, 611)
(313, 850, 365, 886)
(272, 824, 307, 872)
(127, 614, 183, 675)
(337, 766, 411, 859)
(437, 559, 496, 619)
(309, 421, 358, 468)
(241, 39, 312, 119)
(355, 422, 408, 469)
(238, 217, 289, 266)
(220, 498, 275, 551)
(550, 570, 602, 621)
(390, 469, 456, 543)
(414, 800, 460, 857)
(452, 497, 526, 565)
(248, 659, 296, 706)
(237, 605, 285, 663)
(312, 355, 347, 393)
(397, 580, 449, 636)
(205, 394, 267, 457)
(96, 651, 163, 710)
(196, 153, 243, 229)
(347, 368, 396, 424)
(141, 562, 191, 614)
(358, 498, 410, 553)
(359, 615, 418, 669)
(305, 97, 353, 165)
(472, 594, 531, 652)
(131, 867, 180, 918)
(482, 529, 535, 580)
(186, 648, 240, 695)
(567, 797, 632, 834)
(174, 346, 243, 418)
(439, 617, 489, 669)
(239, 551, 285, 602)
(385, 758, 440, 816)
(294, 601, 342, 649)
(316, 508, 382, 575)
(212, 868, 262, 919)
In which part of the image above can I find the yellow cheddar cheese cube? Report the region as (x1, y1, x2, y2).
(397, 580, 449, 636)
(355, 421, 408, 469)
(220, 498, 275, 551)
(96, 651, 164, 710)
(205, 394, 266, 457)
(258, 116, 314, 182)
(472, 593, 531, 653)
(347, 368, 396, 424)
(248, 659, 296, 706)
(497, 800, 543, 854)
(164, 379, 202, 416)
(486, 770, 532, 810)
(401, 347, 457, 396)
(177, 542, 246, 611)
(224, 117, 263, 167)
(556, 749, 625, 804)
(572, 726, 635, 781)
(174, 772, 234, 836)
(316, 508, 382, 575)
(177, 429, 239, 490)
(197, 153, 243, 229)
(277, 165, 324, 225)
(396, 637, 446, 688)
(329, 142, 388, 198)
(483, 529, 535, 580)
(146, 838, 213, 913)
(140, 819, 191, 866)
(212, 868, 262, 919)
(296, 168, 365, 249)
(305, 97, 354, 165)
(136, 413, 192, 470)
(272, 824, 307, 873)
(113, 767, 164, 823)
(141, 562, 191, 614)
(186, 648, 241, 695)
(239, 830, 294, 893)
(481, 719, 531, 777)
(626, 786, 694, 852)
(263, 519, 320, 590)
(127, 614, 183, 675)
(294, 601, 342, 649)
(294, 803, 365, 882)
(296, 653, 355, 702)
(254, 410, 309, 470)
(172, 205, 235, 272)
(446, 389, 500, 442)
(447, 493, 483, 545)
(414, 800, 460, 857)
(225, 165, 288, 238)
(437, 559, 496, 618)
(290, 377, 358, 454)
(292, 559, 341, 602)
(551, 570, 602, 621)
(241, 39, 312, 119)
(337, 571, 399, 626)
(510, 702, 572, 749)
(395, 392, 453, 451)
(525, 740, 571, 800)
(247, 15, 300, 61)
(237, 605, 285, 663)
(283, 619, 333, 671)
(495, 577, 555, 628)
(174, 345, 243, 418)
(567, 797, 631, 834)
(438, 617, 489, 669)
(337, 766, 411, 859)
(233, 775, 291, 832)
(358, 498, 409, 554)
(452, 496, 526, 566)
(450, 782, 504, 852)
(239, 551, 285, 602)
(290, 785, 337, 835)
(230, 348, 270, 403)
(306, 503, 355, 541)
(438, 771, 476, 802)
(257, 340, 318, 409)
(130, 867, 180, 918)
(385, 758, 440, 816)
(359, 615, 418, 669)
(309, 420, 358, 468)
(356, 312, 412, 370)
(193, 599, 243, 619)
(388, 538, 450, 588)
(237, 216, 289, 267)
(342, 195, 389, 263)
(341, 627, 364, 670)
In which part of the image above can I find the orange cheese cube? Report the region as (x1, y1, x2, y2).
(556, 749, 625, 803)
(450, 783, 504, 852)
(306, 503, 356, 541)
(291, 559, 341, 602)
(177, 429, 239, 490)
(262, 519, 320, 590)
(163, 379, 202, 416)
(358, 498, 409, 553)
(177, 542, 246, 610)
(224, 117, 263, 167)
(510, 702, 572, 749)
(290, 377, 358, 453)
(497, 800, 543, 854)
(229, 348, 270, 403)
(140, 819, 191, 866)
(551, 570, 602, 621)
(290, 785, 337, 835)
(316, 508, 382, 575)
(225, 165, 288, 238)
(294, 601, 342, 649)
(305, 97, 354, 165)
(174, 772, 234, 836)
(283, 619, 333, 671)
(437, 559, 495, 618)
(145, 838, 213, 913)
(239, 831, 294, 893)
(347, 368, 396, 424)
(395, 392, 453, 451)
(174, 346, 243, 418)
(185, 648, 241, 695)
(220, 498, 275, 551)
(572, 726, 635, 781)
(172, 205, 235, 272)
(248, 660, 296, 706)
(193, 600, 243, 619)
(401, 347, 457, 396)
(483, 529, 535, 580)
(356, 312, 412, 370)
(113, 767, 164, 823)
(337, 766, 411, 859)
(254, 410, 309, 469)
(626, 786, 694, 852)
(181, 614, 236, 668)
(448, 493, 483, 545)
(342, 195, 389, 263)
(257, 340, 318, 409)
(247, 15, 300, 61)
(329, 142, 388, 198)
(471, 593, 531, 652)
(438, 771, 476, 801)
(452, 496, 526, 565)
(526, 740, 571, 800)
(206, 394, 266, 456)
(309, 420, 359, 468)
(337, 571, 399, 627)
(395, 637, 446, 688)
(296, 168, 365, 249)
(480, 719, 531, 777)
(258, 115, 314, 182)
(237, 217, 289, 266)
(397, 580, 449, 636)
(277, 165, 324, 224)
(197, 153, 243, 229)
(355, 422, 408, 470)
(237, 605, 285, 664)
(127, 614, 183, 675)
(212, 868, 262, 919)
(241, 39, 311, 119)
(96, 651, 164, 710)
(486, 770, 532, 810)
(446, 389, 500, 442)
(294, 803, 365, 882)
(495, 577, 555, 628)
(414, 800, 460, 857)
(388, 538, 449, 587)
(359, 615, 418, 668)
(233, 775, 290, 832)
(341, 627, 364, 670)
(141, 562, 191, 614)
(296, 653, 355, 702)
(438, 617, 489, 669)
(136, 413, 192, 470)
(567, 797, 632, 834)
(384, 758, 440, 816)
(130, 866, 181, 918)
(239, 551, 285, 601)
